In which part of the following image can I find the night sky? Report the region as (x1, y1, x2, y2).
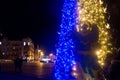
(0, 0, 120, 52)
(0, 0, 64, 53)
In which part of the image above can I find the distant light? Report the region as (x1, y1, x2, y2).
(23, 42, 26, 46)
(0, 33, 3, 36)
(38, 50, 41, 53)
(41, 52, 44, 56)
(41, 57, 50, 63)
(76, 25, 80, 32)
(49, 53, 53, 57)
(0, 41, 2, 45)
(28, 42, 30, 45)
(13, 47, 15, 50)
(2, 52, 5, 55)
(23, 56, 26, 60)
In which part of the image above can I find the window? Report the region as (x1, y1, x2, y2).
(24, 42, 26, 46)
(0, 41, 2, 45)
(28, 42, 30, 45)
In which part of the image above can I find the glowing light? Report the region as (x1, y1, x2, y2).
(72, 66, 77, 71)
(28, 42, 30, 45)
(96, 50, 101, 55)
(23, 42, 26, 46)
(0, 41, 2, 45)
(72, 72, 78, 77)
(76, 25, 80, 32)
(49, 53, 53, 57)
(78, 0, 112, 66)
(101, 63, 104, 66)
(106, 24, 110, 29)
(55, 0, 77, 79)
(2, 52, 5, 55)
(40, 52, 44, 56)
(38, 50, 41, 53)
(41, 58, 50, 62)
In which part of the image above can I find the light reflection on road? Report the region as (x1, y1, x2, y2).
(0, 61, 54, 78)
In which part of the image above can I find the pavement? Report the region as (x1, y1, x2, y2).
(0, 73, 53, 80)
(0, 60, 98, 80)
(0, 61, 54, 80)
(0, 61, 77, 80)
(0, 73, 39, 80)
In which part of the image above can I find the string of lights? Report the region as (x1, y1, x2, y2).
(77, 0, 112, 66)
(54, 0, 78, 79)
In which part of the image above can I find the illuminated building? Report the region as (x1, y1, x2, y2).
(22, 37, 35, 61)
(34, 45, 44, 61)
(0, 37, 35, 60)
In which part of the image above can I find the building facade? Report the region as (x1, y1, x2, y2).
(34, 45, 44, 61)
(0, 37, 35, 60)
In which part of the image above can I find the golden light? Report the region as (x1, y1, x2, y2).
(78, 0, 112, 67)
(99, 0, 103, 5)
(96, 50, 101, 55)
(41, 52, 44, 56)
(38, 50, 41, 53)
(106, 24, 110, 29)
(101, 63, 104, 66)
(101, 41, 106, 44)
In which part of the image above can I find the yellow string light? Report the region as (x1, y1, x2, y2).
(77, 0, 112, 67)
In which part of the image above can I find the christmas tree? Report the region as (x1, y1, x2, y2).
(54, 0, 78, 79)
(55, 0, 112, 79)
(77, 0, 112, 66)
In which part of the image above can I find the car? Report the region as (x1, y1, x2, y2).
(40, 56, 51, 63)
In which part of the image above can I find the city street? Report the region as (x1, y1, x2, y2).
(0, 60, 54, 80)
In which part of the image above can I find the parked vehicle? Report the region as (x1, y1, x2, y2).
(40, 56, 54, 63)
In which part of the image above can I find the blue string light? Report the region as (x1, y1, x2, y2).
(54, 0, 78, 80)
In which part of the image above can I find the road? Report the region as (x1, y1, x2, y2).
(0, 60, 54, 80)
(0, 60, 94, 80)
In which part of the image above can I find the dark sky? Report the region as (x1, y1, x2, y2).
(106, 0, 120, 48)
(0, 0, 64, 53)
(0, 0, 120, 52)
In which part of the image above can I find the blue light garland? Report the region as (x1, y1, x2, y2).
(55, 0, 78, 79)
